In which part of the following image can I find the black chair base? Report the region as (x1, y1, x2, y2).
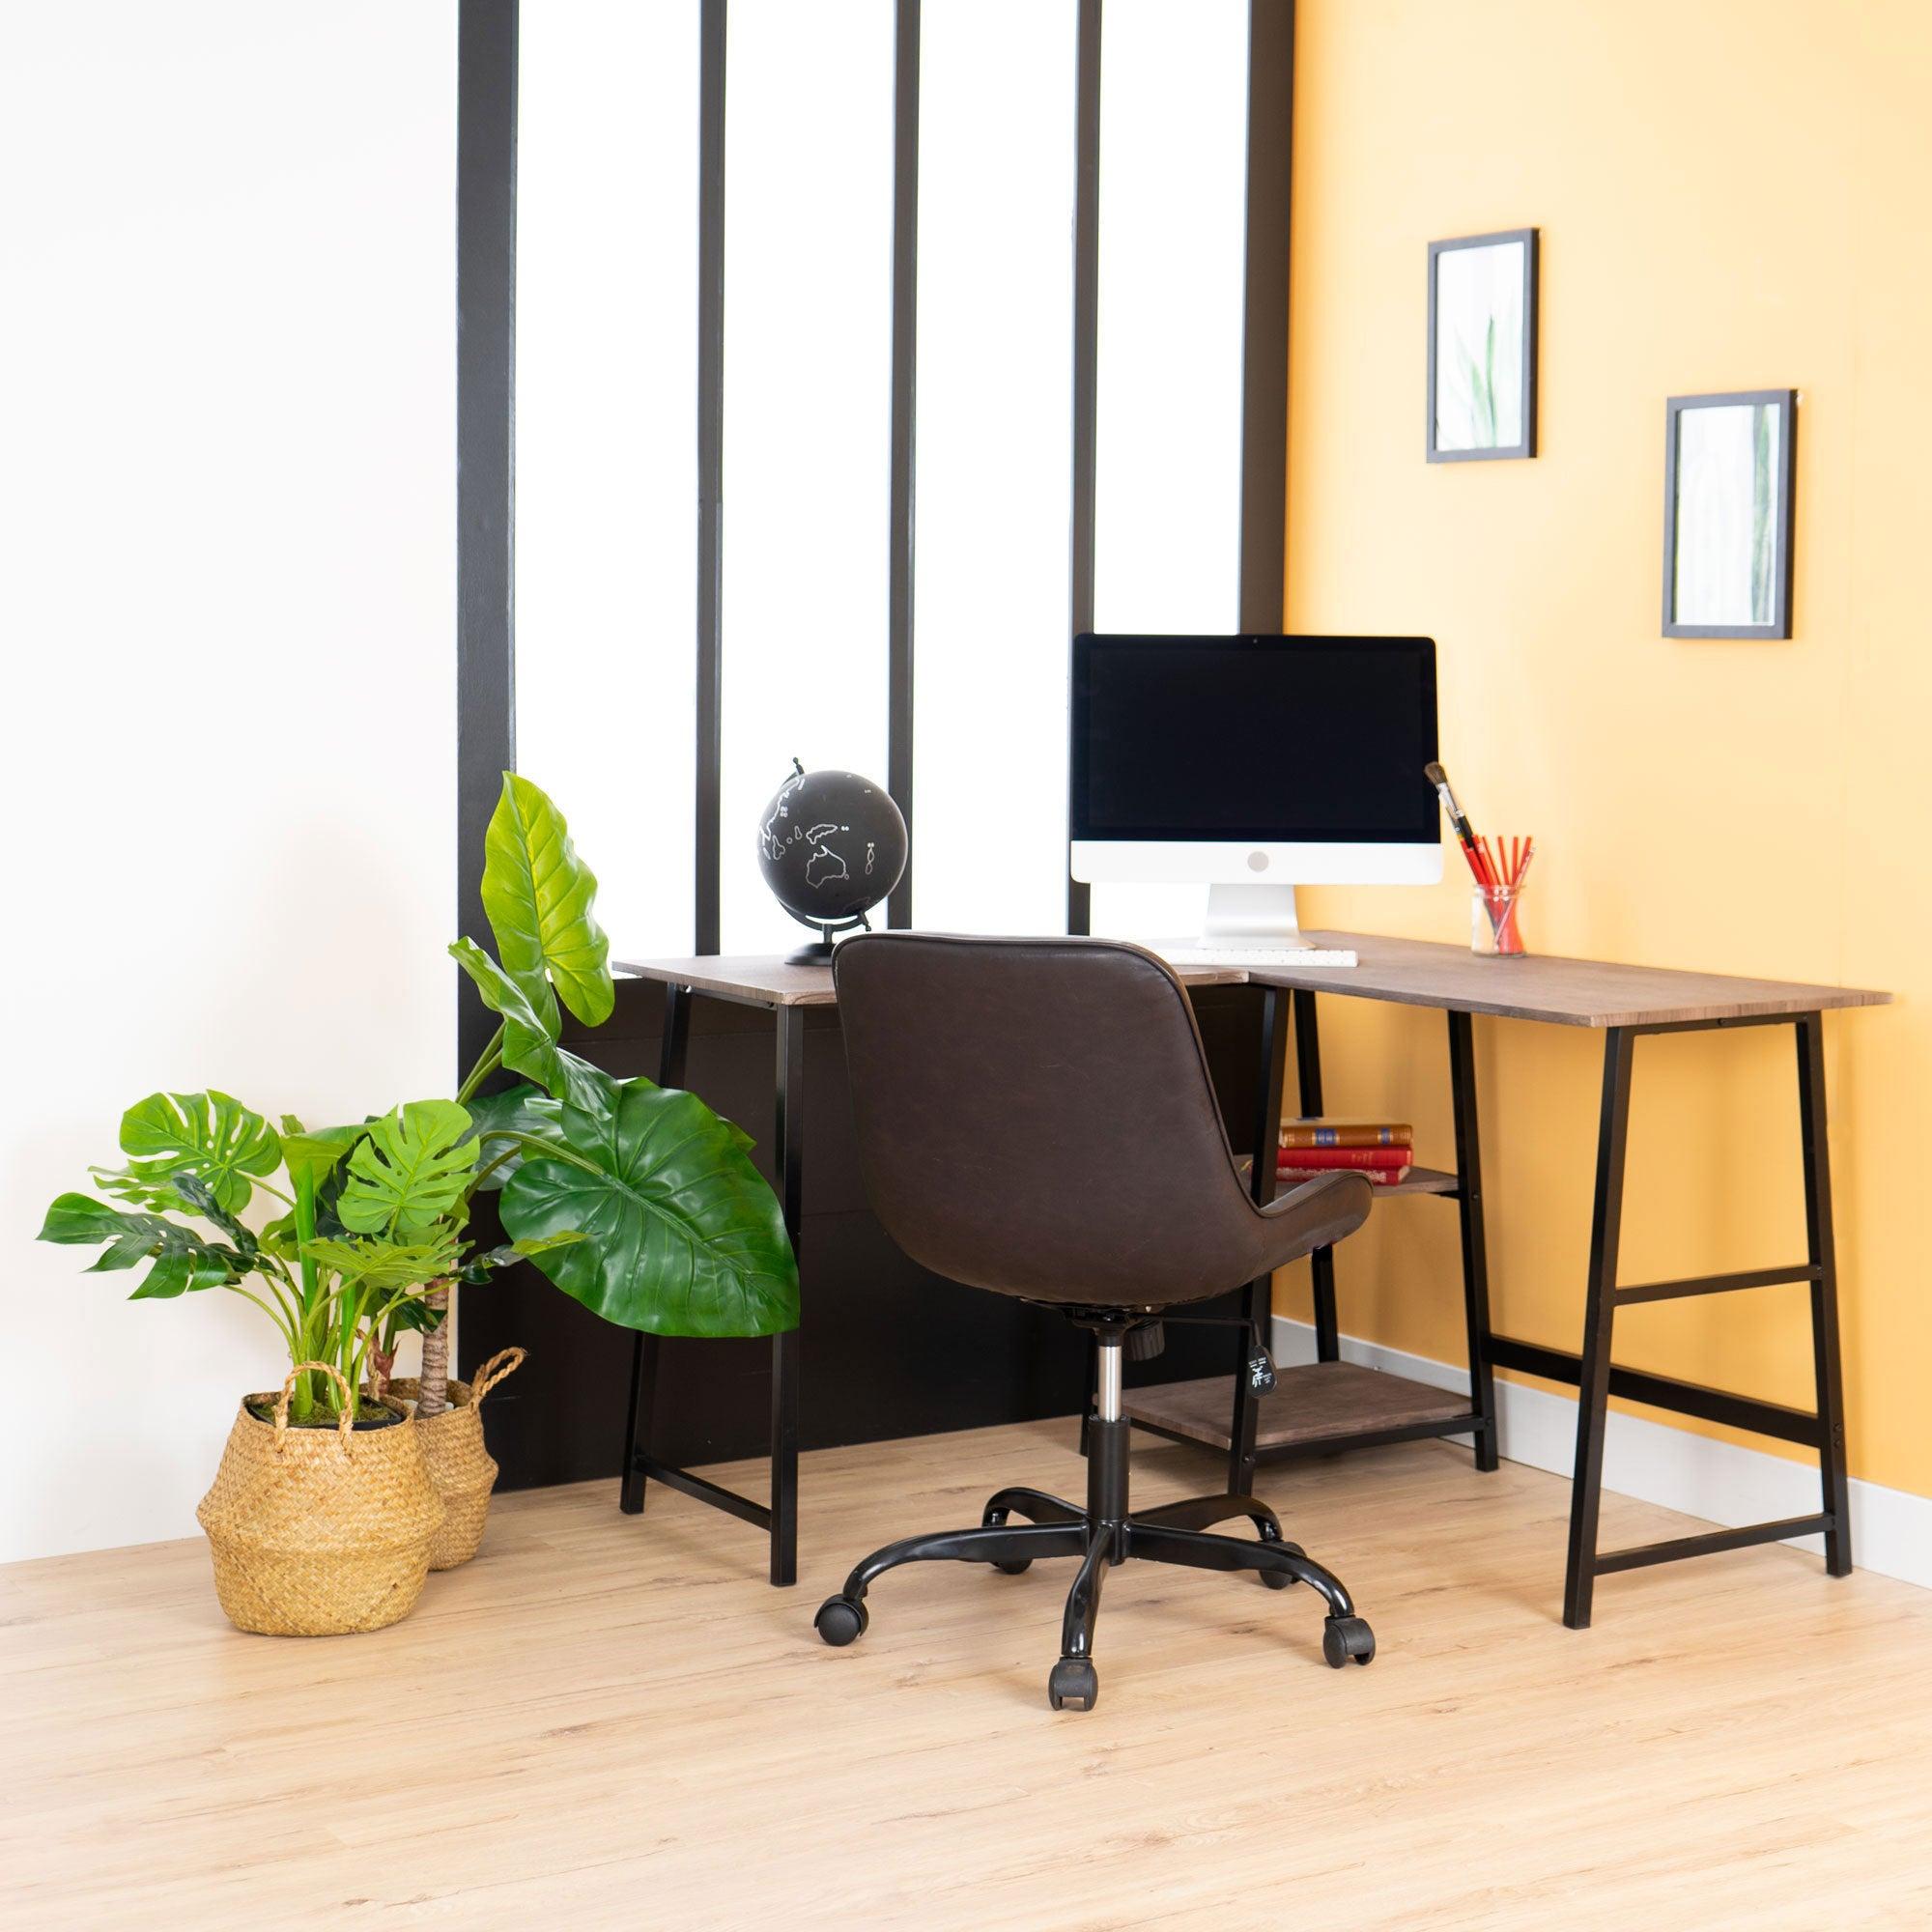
(813, 1417, 1375, 1711)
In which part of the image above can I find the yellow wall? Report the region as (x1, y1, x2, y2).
(1283, 0, 1931, 1498)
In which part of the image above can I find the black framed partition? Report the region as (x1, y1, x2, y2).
(458, 0, 1301, 1489)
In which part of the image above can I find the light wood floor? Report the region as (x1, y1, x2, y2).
(5, 1420, 1930, 1931)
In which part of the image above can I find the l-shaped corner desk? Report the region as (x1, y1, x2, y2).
(613, 932, 1889, 1629)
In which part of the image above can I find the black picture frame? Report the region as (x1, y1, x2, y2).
(1427, 227, 1538, 462)
(1662, 389, 1797, 639)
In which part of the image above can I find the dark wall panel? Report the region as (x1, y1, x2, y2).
(468, 980, 1271, 1492)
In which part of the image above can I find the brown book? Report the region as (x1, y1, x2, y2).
(1279, 1119, 1413, 1151)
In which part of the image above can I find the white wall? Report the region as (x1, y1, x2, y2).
(0, 3, 457, 1563)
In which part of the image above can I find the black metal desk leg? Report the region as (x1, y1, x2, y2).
(1797, 1013, 1853, 1577)
(1229, 987, 1290, 1495)
(770, 1005, 805, 1587)
(621, 982, 694, 1514)
(1564, 1027, 1635, 1630)
(1292, 990, 1342, 1359)
(1447, 1010, 1500, 1472)
(619, 1334, 660, 1516)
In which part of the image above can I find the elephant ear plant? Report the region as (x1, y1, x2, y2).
(39, 774, 801, 1426)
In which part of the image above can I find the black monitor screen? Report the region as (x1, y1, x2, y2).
(1069, 635, 1439, 843)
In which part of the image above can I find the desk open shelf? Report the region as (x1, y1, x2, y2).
(1133, 1164, 1473, 1460)
(1125, 1360, 1479, 1457)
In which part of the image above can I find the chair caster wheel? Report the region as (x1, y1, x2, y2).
(1257, 1535, 1302, 1588)
(1048, 1658, 1098, 1711)
(1322, 1615, 1376, 1667)
(814, 1596, 868, 1647)
(992, 1558, 1033, 1575)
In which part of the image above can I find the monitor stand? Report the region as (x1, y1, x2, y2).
(1201, 883, 1303, 948)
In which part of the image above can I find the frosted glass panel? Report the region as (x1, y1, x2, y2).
(515, 1, 699, 958)
(1091, 0, 1248, 941)
(719, 0, 895, 952)
(912, 0, 1078, 936)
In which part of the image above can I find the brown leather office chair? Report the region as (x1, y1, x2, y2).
(815, 932, 1378, 1710)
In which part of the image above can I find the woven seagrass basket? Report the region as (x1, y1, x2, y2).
(195, 1361, 444, 1636)
(387, 1347, 525, 1571)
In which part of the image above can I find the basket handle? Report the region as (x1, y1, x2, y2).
(274, 1361, 355, 1456)
(471, 1347, 526, 1404)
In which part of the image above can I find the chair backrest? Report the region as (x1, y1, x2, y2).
(832, 932, 1266, 1307)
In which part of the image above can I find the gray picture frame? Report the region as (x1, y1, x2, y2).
(1427, 228, 1538, 463)
(1662, 389, 1796, 639)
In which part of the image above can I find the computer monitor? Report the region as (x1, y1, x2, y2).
(1068, 634, 1441, 946)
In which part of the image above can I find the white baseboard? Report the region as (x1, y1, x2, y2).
(1269, 1316, 1932, 1593)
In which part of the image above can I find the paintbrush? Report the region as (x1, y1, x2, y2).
(1424, 761, 1494, 885)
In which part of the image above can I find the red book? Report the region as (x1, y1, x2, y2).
(1276, 1145, 1412, 1171)
(1279, 1162, 1412, 1188)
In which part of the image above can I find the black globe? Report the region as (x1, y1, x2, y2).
(757, 765, 908, 934)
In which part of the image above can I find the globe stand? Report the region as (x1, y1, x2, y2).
(783, 912, 870, 967)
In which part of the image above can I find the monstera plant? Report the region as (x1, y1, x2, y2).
(39, 775, 800, 1425)
(36, 1091, 571, 1421)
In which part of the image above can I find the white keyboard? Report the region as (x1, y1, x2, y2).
(1160, 946, 1360, 969)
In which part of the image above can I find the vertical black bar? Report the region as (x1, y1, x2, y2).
(1237, 0, 1293, 632)
(620, 984, 693, 1514)
(457, 0, 519, 1076)
(770, 1005, 805, 1585)
(1564, 1026, 1635, 1630)
(885, 0, 920, 929)
(617, 1329, 658, 1514)
(1796, 1013, 1853, 1576)
(1066, 0, 1101, 938)
(1292, 989, 1339, 1360)
(1229, 986, 1289, 1494)
(695, 0, 726, 955)
(1447, 1009, 1499, 1471)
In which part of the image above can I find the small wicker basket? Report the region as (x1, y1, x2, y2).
(386, 1347, 525, 1571)
(195, 1362, 444, 1636)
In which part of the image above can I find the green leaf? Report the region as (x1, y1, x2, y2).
(339, 1101, 477, 1236)
(38, 1193, 245, 1298)
(170, 1172, 259, 1260)
(462, 1081, 550, 1191)
(522, 1044, 619, 1116)
(95, 1091, 280, 1214)
(498, 1079, 799, 1339)
(459, 1232, 584, 1284)
(450, 934, 556, 1043)
(383, 1294, 446, 1336)
(281, 1123, 367, 1192)
(40, 1192, 153, 1250)
(301, 1234, 464, 1293)
(479, 774, 614, 1030)
(449, 937, 616, 1112)
(131, 1251, 236, 1298)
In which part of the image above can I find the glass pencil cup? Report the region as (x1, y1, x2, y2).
(1472, 882, 1526, 956)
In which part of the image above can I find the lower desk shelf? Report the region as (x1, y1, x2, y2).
(1123, 1360, 1479, 1460)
